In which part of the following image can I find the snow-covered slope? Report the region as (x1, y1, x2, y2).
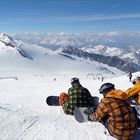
(0, 71, 140, 140)
(0, 33, 33, 59)
(0, 33, 140, 140)
(11, 32, 140, 73)
(12, 32, 140, 65)
(0, 33, 125, 78)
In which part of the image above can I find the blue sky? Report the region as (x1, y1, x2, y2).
(0, 0, 140, 33)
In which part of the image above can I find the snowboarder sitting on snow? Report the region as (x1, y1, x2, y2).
(125, 76, 140, 105)
(59, 77, 97, 115)
(85, 83, 137, 140)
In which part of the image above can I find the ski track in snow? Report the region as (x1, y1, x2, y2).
(0, 103, 140, 140)
(0, 103, 114, 140)
(0, 103, 56, 140)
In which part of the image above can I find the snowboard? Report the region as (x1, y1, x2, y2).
(74, 107, 89, 123)
(74, 107, 95, 123)
(46, 96, 59, 106)
(46, 96, 99, 107)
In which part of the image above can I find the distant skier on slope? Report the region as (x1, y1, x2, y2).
(59, 77, 98, 115)
(85, 83, 137, 140)
(127, 72, 132, 82)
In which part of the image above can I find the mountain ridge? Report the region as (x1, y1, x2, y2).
(0, 33, 33, 60)
(12, 32, 140, 66)
(0, 32, 139, 75)
(60, 45, 140, 73)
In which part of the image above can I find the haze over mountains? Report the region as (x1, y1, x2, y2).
(0, 32, 140, 77)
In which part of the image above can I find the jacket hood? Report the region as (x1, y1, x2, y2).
(106, 89, 128, 100)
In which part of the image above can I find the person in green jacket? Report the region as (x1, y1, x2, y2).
(59, 77, 98, 115)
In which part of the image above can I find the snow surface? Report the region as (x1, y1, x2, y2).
(0, 72, 140, 140)
(0, 33, 140, 140)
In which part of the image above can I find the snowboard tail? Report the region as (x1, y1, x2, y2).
(46, 96, 59, 106)
(74, 107, 89, 123)
(74, 107, 96, 123)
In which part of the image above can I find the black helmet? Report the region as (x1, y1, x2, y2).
(99, 83, 115, 94)
(132, 76, 140, 85)
(71, 77, 79, 84)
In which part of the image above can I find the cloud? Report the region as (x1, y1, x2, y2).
(1, 12, 140, 25)
(88, 13, 140, 21)
(36, 13, 140, 23)
(102, 4, 120, 15)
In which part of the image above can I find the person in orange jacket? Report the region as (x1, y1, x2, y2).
(125, 76, 140, 105)
(87, 83, 137, 140)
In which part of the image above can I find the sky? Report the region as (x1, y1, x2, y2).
(0, 0, 140, 33)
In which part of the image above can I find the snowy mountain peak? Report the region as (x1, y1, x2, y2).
(82, 45, 123, 56)
(0, 33, 139, 74)
(60, 45, 140, 73)
(0, 33, 33, 60)
(0, 32, 15, 47)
